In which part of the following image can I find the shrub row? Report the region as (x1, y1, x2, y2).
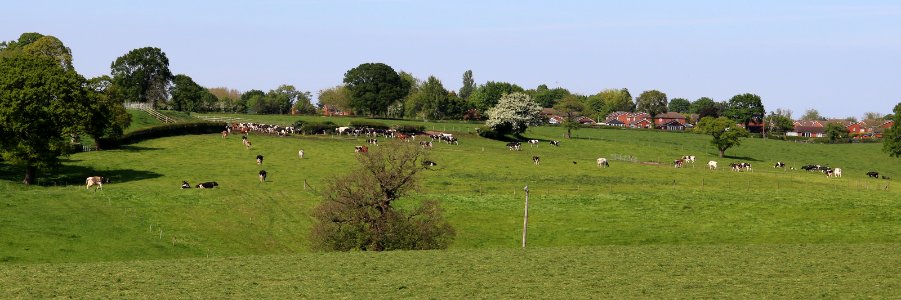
(394, 124, 425, 134)
(98, 122, 227, 147)
(349, 120, 390, 129)
(299, 121, 337, 135)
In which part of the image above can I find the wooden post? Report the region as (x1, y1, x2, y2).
(522, 185, 529, 249)
(304, 179, 308, 190)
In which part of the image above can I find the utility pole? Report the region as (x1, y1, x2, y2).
(522, 185, 529, 248)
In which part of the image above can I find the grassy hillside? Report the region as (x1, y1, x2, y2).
(125, 109, 162, 132)
(1, 117, 898, 264)
(2, 244, 898, 298)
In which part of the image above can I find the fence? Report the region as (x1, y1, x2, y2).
(125, 102, 175, 124)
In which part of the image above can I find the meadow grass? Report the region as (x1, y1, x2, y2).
(1, 114, 898, 297)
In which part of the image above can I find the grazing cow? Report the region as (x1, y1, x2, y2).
(259, 170, 268, 182)
(867, 171, 879, 178)
(824, 168, 835, 177)
(221, 130, 228, 138)
(550, 140, 560, 146)
(708, 161, 718, 170)
(420, 141, 433, 149)
(674, 159, 684, 168)
(298, 149, 304, 159)
(181, 181, 191, 189)
(801, 165, 817, 171)
(740, 162, 752, 172)
(196, 181, 218, 189)
(532, 156, 541, 165)
(833, 168, 842, 178)
(243, 138, 252, 150)
(368, 138, 378, 145)
(85, 176, 108, 189)
(596, 158, 609, 168)
(774, 162, 785, 168)
(256, 154, 264, 165)
(422, 160, 437, 167)
(506, 142, 521, 151)
(681, 156, 696, 163)
(528, 139, 539, 147)
(354, 145, 369, 153)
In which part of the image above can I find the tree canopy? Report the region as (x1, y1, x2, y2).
(317, 85, 351, 113)
(695, 116, 749, 157)
(668, 98, 690, 113)
(636, 90, 668, 125)
(110, 47, 173, 107)
(765, 111, 794, 138)
(468, 81, 524, 112)
(343, 63, 409, 117)
(801, 108, 823, 121)
(691, 97, 722, 119)
(725, 93, 765, 129)
(553, 95, 586, 139)
(883, 102, 901, 157)
(459, 70, 475, 100)
(485, 92, 542, 135)
(824, 122, 849, 143)
(85, 75, 131, 149)
(529, 84, 571, 108)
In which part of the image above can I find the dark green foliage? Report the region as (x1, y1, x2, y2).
(394, 125, 425, 134)
(692, 97, 723, 118)
(695, 116, 749, 157)
(169, 74, 207, 112)
(765, 113, 794, 137)
(529, 84, 571, 108)
(348, 120, 389, 129)
(459, 70, 475, 100)
(299, 121, 336, 135)
(311, 144, 454, 251)
(554, 95, 586, 138)
(884, 102, 901, 157)
(636, 90, 668, 125)
(292, 120, 306, 129)
(668, 98, 690, 113)
(110, 47, 173, 107)
(98, 122, 227, 147)
(343, 63, 409, 117)
(824, 123, 849, 143)
(725, 93, 765, 129)
(468, 81, 524, 112)
(85, 76, 132, 149)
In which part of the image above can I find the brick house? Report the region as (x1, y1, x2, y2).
(654, 112, 687, 126)
(787, 120, 825, 137)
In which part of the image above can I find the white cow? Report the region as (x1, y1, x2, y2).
(707, 161, 718, 170)
(682, 155, 696, 163)
(85, 176, 107, 189)
(834, 168, 842, 178)
(528, 139, 539, 147)
(597, 158, 609, 168)
(298, 149, 305, 158)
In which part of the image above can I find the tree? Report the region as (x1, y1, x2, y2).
(668, 98, 690, 113)
(459, 70, 475, 100)
(110, 47, 173, 108)
(773, 108, 793, 119)
(169, 74, 206, 112)
(882, 102, 901, 157)
(824, 122, 849, 143)
(0, 52, 91, 184)
(292, 90, 316, 114)
(863, 112, 884, 121)
(485, 92, 542, 135)
(268, 84, 305, 114)
(343, 63, 409, 117)
(801, 108, 823, 121)
(765, 111, 794, 138)
(529, 84, 571, 108)
(636, 90, 668, 126)
(691, 97, 722, 119)
(553, 95, 586, 139)
(725, 93, 765, 130)
(468, 81, 524, 112)
(242, 89, 266, 114)
(696, 117, 749, 157)
(85, 76, 131, 150)
(590, 88, 634, 119)
(310, 143, 454, 251)
(317, 85, 351, 114)
(208, 87, 242, 112)
(405, 76, 448, 120)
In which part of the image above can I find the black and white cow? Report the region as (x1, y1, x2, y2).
(259, 170, 268, 182)
(867, 171, 879, 178)
(528, 139, 539, 147)
(422, 160, 437, 167)
(774, 162, 785, 168)
(532, 156, 541, 165)
(368, 139, 378, 145)
(550, 140, 560, 146)
(597, 158, 609, 168)
(181, 181, 191, 189)
(256, 154, 264, 165)
(196, 181, 218, 188)
(506, 142, 521, 151)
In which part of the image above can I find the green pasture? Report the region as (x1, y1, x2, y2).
(1, 114, 899, 296)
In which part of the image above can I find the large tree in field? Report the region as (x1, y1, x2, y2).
(485, 92, 542, 135)
(691, 97, 722, 118)
(696, 117, 749, 157)
(0, 52, 91, 184)
(459, 70, 475, 100)
(343, 63, 409, 117)
(668, 98, 690, 113)
(883, 102, 901, 157)
(725, 93, 765, 129)
(317, 85, 351, 113)
(468, 81, 524, 112)
(636, 90, 668, 126)
(310, 143, 454, 251)
(85, 76, 132, 150)
(169, 74, 206, 112)
(553, 95, 586, 139)
(110, 47, 173, 108)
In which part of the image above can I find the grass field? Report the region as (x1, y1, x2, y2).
(1, 113, 899, 297)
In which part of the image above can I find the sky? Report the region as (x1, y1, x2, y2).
(2, 0, 900, 118)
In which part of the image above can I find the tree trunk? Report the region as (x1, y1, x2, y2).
(23, 165, 36, 185)
(719, 149, 725, 158)
(566, 128, 572, 139)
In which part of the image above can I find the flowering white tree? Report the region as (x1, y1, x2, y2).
(485, 92, 542, 135)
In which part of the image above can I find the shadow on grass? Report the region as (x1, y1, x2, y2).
(118, 145, 164, 152)
(723, 155, 761, 162)
(0, 163, 162, 186)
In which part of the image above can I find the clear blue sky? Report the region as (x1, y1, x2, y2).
(3, 0, 899, 118)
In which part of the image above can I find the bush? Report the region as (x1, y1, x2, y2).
(292, 119, 306, 129)
(476, 126, 502, 139)
(394, 124, 425, 134)
(348, 120, 389, 129)
(98, 122, 226, 147)
(300, 121, 336, 135)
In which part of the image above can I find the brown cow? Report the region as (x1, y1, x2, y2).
(85, 176, 108, 189)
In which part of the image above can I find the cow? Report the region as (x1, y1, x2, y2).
(259, 170, 268, 182)
(528, 139, 539, 147)
(243, 138, 252, 150)
(774, 162, 785, 168)
(221, 130, 228, 138)
(506, 142, 521, 151)
(597, 158, 609, 168)
(801, 165, 817, 171)
(833, 168, 842, 178)
(181, 181, 191, 189)
(368, 138, 378, 145)
(867, 171, 879, 178)
(85, 176, 108, 190)
(420, 141, 433, 149)
(256, 154, 264, 165)
(674, 159, 684, 168)
(196, 182, 218, 189)
(422, 160, 437, 167)
(550, 140, 560, 146)
(681, 156, 696, 163)
(298, 149, 305, 159)
(708, 161, 718, 170)
(532, 156, 541, 165)
(354, 146, 369, 153)
(824, 168, 835, 177)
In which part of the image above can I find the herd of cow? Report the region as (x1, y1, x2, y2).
(83, 122, 892, 190)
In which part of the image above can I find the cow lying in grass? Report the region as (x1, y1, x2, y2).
(196, 182, 218, 188)
(181, 181, 191, 189)
(85, 176, 108, 190)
